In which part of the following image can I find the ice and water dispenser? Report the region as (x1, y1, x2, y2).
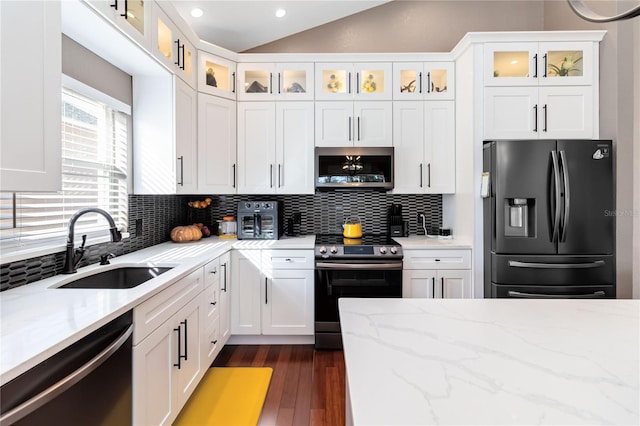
(504, 198, 534, 237)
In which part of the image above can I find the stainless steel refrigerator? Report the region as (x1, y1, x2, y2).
(483, 139, 615, 298)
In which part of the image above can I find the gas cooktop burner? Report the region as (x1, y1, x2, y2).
(314, 234, 403, 259)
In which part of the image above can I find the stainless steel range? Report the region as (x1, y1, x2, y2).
(314, 234, 403, 350)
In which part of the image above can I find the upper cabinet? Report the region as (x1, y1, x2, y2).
(315, 63, 392, 101)
(484, 42, 594, 87)
(1, 1, 61, 192)
(393, 62, 455, 100)
(152, 4, 196, 88)
(198, 51, 236, 100)
(237, 63, 314, 101)
(87, 0, 151, 50)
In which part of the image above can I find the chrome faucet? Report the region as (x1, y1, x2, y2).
(63, 208, 122, 274)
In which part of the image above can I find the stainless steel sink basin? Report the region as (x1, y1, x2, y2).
(57, 266, 173, 289)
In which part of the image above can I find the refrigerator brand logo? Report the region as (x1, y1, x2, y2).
(592, 147, 609, 160)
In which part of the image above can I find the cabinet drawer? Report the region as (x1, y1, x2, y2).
(202, 284, 219, 321)
(133, 267, 204, 344)
(262, 250, 314, 269)
(403, 249, 471, 270)
(204, 257, 221, 289)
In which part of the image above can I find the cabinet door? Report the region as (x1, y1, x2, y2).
(1, 1, 61, 192)
(152, 5, 195, 88)
(353, 63, 392, 100)
(237, 102, 277, 193)
(231, 250, 262, 335)
(539, 86, 594, 139)
(393, 62, 423, 100)
(276, 102, 315, 194)
(133, 318, 174, 426)
(315, 63, 354, 100)
(276, 63, 314, 101)
(218, 252, 231, 345)
(484, 42, 539, 86)
(263, 269, 314, 335)
(198, 51, 236, 100)
(424, 62, 455, 100)
(402, 269, 436, 298)
(88, 0, 150, 51)
(237, 63, 276, 100)
(203, 258, 221, 322)
(175, 78, 198, 193)
(437, 270, 472, 299)
(172, 296, 202, 412)
(484, 86, 539, 140)
(539, 42, 593, 86)
(315, 101, 353, 147)
(392, 101, 424, 193)
(354, 101, 393, 147)
(424, 101, 455, 194)
(198, 94, 237, 193)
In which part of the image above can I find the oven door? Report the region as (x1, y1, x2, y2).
(314, 260, 402, 349)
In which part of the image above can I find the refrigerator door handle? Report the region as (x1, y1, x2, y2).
(551, 150, 561, 243)
(507, 290, 606, 299)
(559, 150, 570, 242)
(508, 260, 605, 269)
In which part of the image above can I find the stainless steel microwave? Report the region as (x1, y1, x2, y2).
(315, 147, 394, 191)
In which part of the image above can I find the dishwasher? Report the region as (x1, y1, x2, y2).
(0, 311, 133, 425)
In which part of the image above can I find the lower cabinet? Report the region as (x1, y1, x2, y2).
(231, 249, 314, 335)
(402, 249, 473, 298)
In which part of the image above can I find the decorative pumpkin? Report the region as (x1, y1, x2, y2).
(170, 225, 202, 242)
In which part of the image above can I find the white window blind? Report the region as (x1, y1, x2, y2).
(0, 87, 129, 249)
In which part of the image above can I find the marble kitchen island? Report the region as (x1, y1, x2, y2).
(339, 298, 639, 425)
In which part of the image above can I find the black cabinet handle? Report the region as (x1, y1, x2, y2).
(357, 117, 360, 141)
(543, 104, 548, 132)
(174, 40, 180, 67)
(278, 164, 282, 188)
(356, 72, 360, 94)
(211, 301, 217, 306)
(269, 73, 273, 94)
(441, 277, 445, 299)
(177, 156, 184, 186)
(210, 268, 217, 275)
(533, 54, 538, 78)
(110, 0, 118, 10)
(173, 326, 182, 368)
(232, 72, 236, 93)
(232, 164, 236, 188)
(348, 72, 352, 94)
(348, 116, 352, 141)
(418, 71, 422, 94)
(543, 53, 548, 78)
(265, 277, 268, 304)
(182, 319, 188, 361)
(221, 263, 227, 292)
(270, 164, 273, 188)
(419, 163, 423, 188)
(533, 105, 538, 132)
(431, 277, 435, 297)
(427, 72, 431, 93)
(212, 339, 218, 344)
(278, 72, 281, 94)
(121, 0, 128, 18)
(427, 163, 431, 188)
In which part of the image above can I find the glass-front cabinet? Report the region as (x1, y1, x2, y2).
(484, 42, 593, 86)
(152, 5, 195, 87)
(393, 62, 454, 100)
(315, 63, 392, 101)
(237, 63, 314, 101)
(198, 51, 236, 100)
(88, 0, 150, 50)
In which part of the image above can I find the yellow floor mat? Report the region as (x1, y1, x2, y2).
(174, 367, 273, 426)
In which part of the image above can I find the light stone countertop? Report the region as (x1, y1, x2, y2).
(393, 235, 472, 249)
(0, 235, 315, 384)
(339, 298, 639, 426)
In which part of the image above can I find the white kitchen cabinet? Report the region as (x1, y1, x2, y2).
(152, 4, 196, 88)
(175, 78, 198, 193)
(198, 93, 237, 193)
(315, 101, 392, 147)
(402, 249, 472, 299)
(484, 42, 594, 87)
(231, 249, 314, 336)
(133, 266, 205, 426)
(198, 50, 236, 100)
(237, 62, 314, 101)
(393, 101, 455, 193)
(484, 85, 594, 139)
(393, 62, 455, 100)
(86, 0, 151, 51)
(218, 251, 231, 345)
(1, 1, 61, 192)
(315, 62, 392, 100)
(201, 257, 220, 368)
(237, 102, 314, 194)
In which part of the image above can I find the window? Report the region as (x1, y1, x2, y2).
(0, 81, 130, 252)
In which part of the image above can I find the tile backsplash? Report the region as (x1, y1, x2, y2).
(1, 192, 441, 291)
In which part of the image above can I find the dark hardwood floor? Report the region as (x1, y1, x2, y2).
(212, 345, 345, 426)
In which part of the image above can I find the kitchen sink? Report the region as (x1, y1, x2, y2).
(56, 266, 173, 289)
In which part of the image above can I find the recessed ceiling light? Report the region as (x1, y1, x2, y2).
(275, 8, 286, 18)
(191, 8, 204, 18)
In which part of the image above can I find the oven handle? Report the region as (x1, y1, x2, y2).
(315, 262, 403, 271)
(0, 324, 133, 425)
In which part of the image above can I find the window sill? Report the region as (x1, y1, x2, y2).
(0, 233, 131, 265)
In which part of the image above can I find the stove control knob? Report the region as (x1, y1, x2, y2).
(319, 246, 327, 254)
(330, 246, 338, 254)
(379, 246, 387, 254)
(390, 246, 398, 255)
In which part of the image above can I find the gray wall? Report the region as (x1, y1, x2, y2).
(247, 0, 638, 299)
